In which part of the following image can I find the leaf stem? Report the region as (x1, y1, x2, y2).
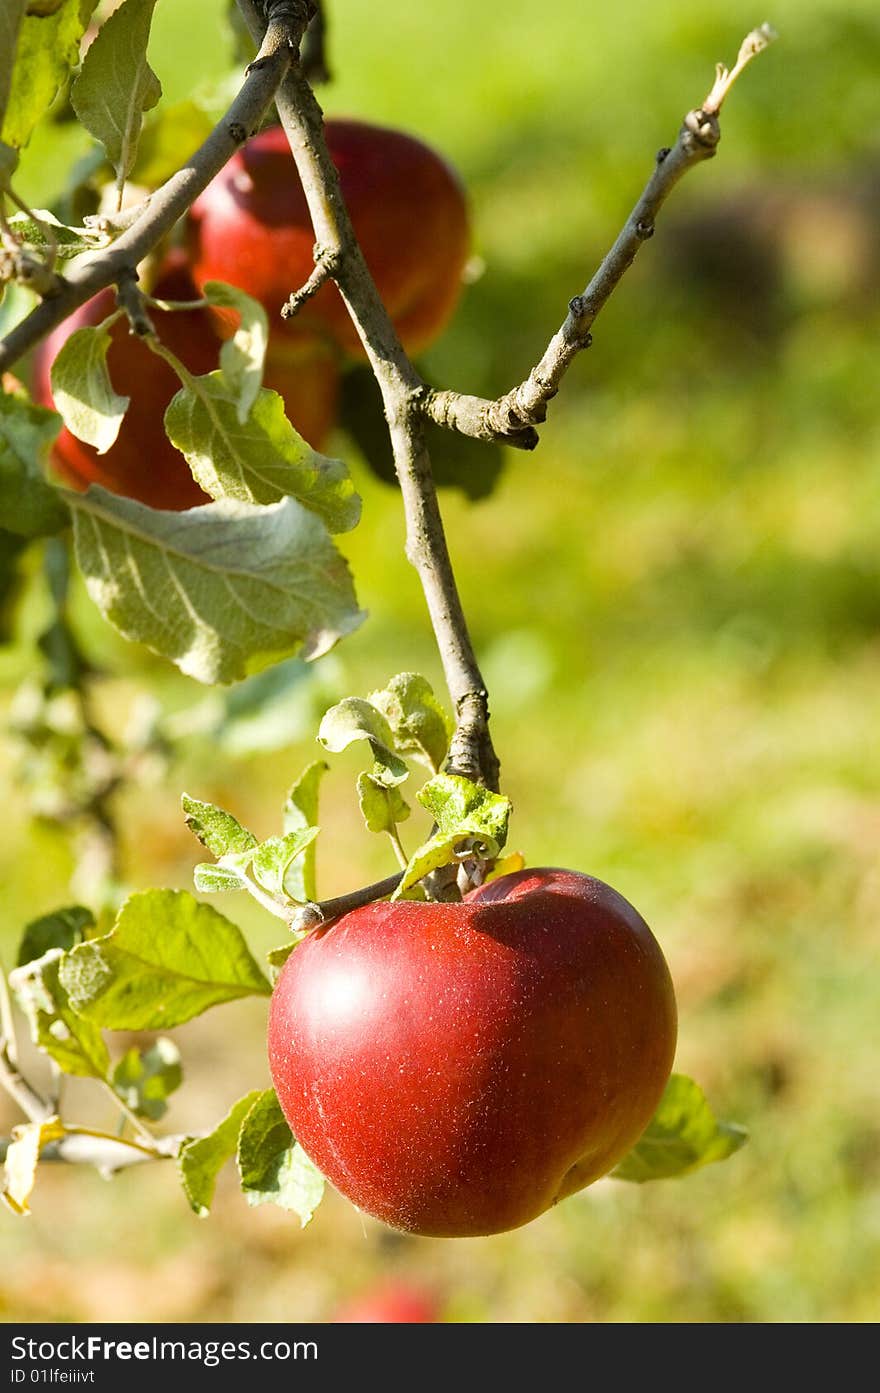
(99, 1078, 156, 1149)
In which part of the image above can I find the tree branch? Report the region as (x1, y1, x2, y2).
(421, 24, 776, 447)
(0, 1127, 182, 1173)
(0, 15, 304, 374)
(237, 0, 500, 790)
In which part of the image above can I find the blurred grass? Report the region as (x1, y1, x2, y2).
(2, 0, 880, 1324)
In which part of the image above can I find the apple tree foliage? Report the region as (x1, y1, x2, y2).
(0, 0, 746, 1226)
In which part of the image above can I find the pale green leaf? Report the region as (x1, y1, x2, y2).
(68, 489, 365, 685)
(71, 0, 162, 204)
(418, 773, 511, 844)
(318, 696, 408, 782)
(193, 863, 249, 894)
(50, 324, 129, 453)
(112, 1038, 182, 1121)
(357, 770, 410, 835)
(58, 889, 271, 1030)
(393, 774, 511, 898)
(252, 827, 319, 899)
(5, 208, 109, 260)
(9, 949, 110, 1079)
(612, 1074, 749, 1183)
(181, 792, 257, 858)
(1, 1117, 64, 1215)
(202, 282, 267, 424)
(237, 1089, 325, 1226)
(0, 390, 66, 538)
(369, 672, 452, 773)
(282, 759, 328, 902)
(177, 1089, 262, 1217)
(164, 375, 360, 533)
(2, 0, 95, 150)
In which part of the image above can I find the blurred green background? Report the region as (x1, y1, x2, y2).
(2, 0, 880, 1323)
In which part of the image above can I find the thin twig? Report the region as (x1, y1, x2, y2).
(280, 248, 339, 319)
(0, 1038, 50, 1123)
(421, 24, 777, 448)
(99, 1079, 157, 1149)
(0, 1126, 184, 1172)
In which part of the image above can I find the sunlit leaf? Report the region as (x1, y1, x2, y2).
(612, 1075, 748, 1182)
(59, 889, 271, 1029)
(68, 489, 365, 685)
(70, 0, 162, 205)
(237, 1089, 325, 1226)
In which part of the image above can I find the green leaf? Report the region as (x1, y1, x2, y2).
(317, 696, 408, 783)
(418, 774, 511, 844)
(181, 793, 257, 859)
(0, 389, 67, 538)
(282, 759, 328, 902)
(0, 528, 30, 640)
(58, 889, 271, 1030)
(393, 774, 512, 898)
(2, 0, 96, 150)
(252, 827, 319, 899)
(10, 949, 110, 1079)
(612, 1074, 749, 1183)
(111, 1038, 182, 1121)
(68, 489, 365, 685)
(164, 375, 360, 534)
(237, 1089, 325, 1227)
(17, 904, 94, 967)
(50, 323, 129, 453)
(0, 4, 28, 142)
(1, 1117, 64, 1216)
(340, 364, 505, 502)
(193, 863, 249, 894)
(369, 672, 452, 773)
(201, 282, 267, 425)
(130, 97, 213, 187)
(266, 941, 295, 979)
(177, 1089, 262, 1217)
(357, 770, 410, 835)
(70, 0, 161, 206)
(0, 141, 19, 188)
(5, 209, 109, 261)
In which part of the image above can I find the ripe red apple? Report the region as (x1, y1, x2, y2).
(187, 119, 470, 357)
(32, 253, 340, 511)
(333, 1281, 440, 1324)
(268, 867, 677, 1238)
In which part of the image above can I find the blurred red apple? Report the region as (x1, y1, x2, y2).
(333, 1281, 440, 1324)
(32, 253, 339, 511)
(187, 119, 470, 357)
(268, 867, 677, 1238)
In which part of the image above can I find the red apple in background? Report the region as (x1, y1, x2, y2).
(187, 120, 470, 358)
(32, 252, 215, 510)
(268, 867, 677, 1238)
(32, 253, 340, 511)
(333, 1281, 440, 1324)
